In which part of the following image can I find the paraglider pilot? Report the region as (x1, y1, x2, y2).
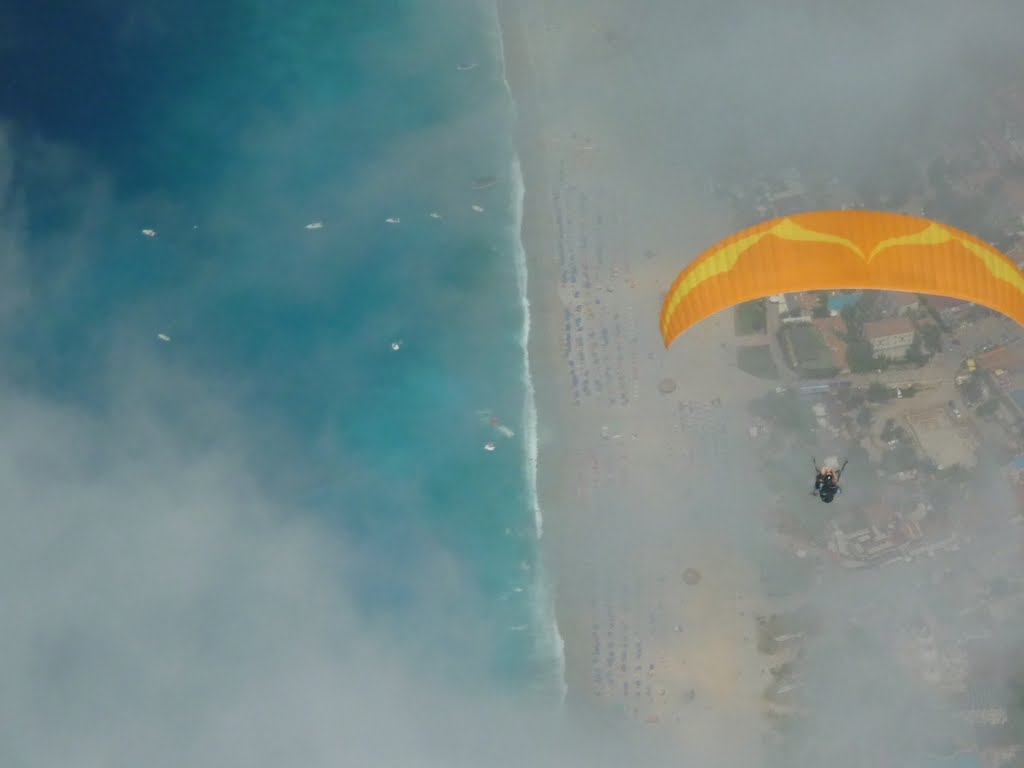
(811, 458, 847, 503)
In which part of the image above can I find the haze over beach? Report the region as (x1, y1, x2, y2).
(502, 0, 1024, 765)
(6, 0, 1024, 765)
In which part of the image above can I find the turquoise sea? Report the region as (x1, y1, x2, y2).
(2, 0, 562, 701)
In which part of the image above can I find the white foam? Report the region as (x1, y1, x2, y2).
(494, 1, 567, 707)
(510, 160, 540, 538)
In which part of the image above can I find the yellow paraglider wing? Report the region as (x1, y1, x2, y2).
(660, 210, 1024, 347)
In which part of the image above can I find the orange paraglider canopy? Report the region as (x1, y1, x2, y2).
(660, 210, 1024, 347)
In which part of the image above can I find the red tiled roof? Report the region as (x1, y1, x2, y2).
(978, 341, 1024, 372)
(863, 317, 914, 340)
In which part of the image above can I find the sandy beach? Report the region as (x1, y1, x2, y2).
(498, 1, 790, 760)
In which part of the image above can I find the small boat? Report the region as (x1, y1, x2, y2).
(385, 217, 401, 224)
(471, 205, 484, 213)
(304, 221, 324, 230)
(456, 62, 478, 71)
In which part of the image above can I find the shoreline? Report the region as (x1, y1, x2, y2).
(491, 0, 568, 704)
(496, 2, 777, 757)
(493, 0, 588, 712)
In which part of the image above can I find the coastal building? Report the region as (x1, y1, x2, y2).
(999, 372, 1018, 394)
(824, 483, 939, 565)
(864, 317, 915, 360)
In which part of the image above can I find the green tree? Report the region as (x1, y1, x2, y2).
(847, 340, 878, 373)
(840, 292, 879, 341)
(838, 388, 866, 409)
(977, 398, 1000, 418)
(904, 335, 929, 366)
(867, 381, 891, 402)
(811, 291, 830, 319)
(735, 300, 767, 335)
(920, 323, 942, 353)
(962, 373, 985, 404)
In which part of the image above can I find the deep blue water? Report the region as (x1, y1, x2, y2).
(1, 0, 559, 696)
